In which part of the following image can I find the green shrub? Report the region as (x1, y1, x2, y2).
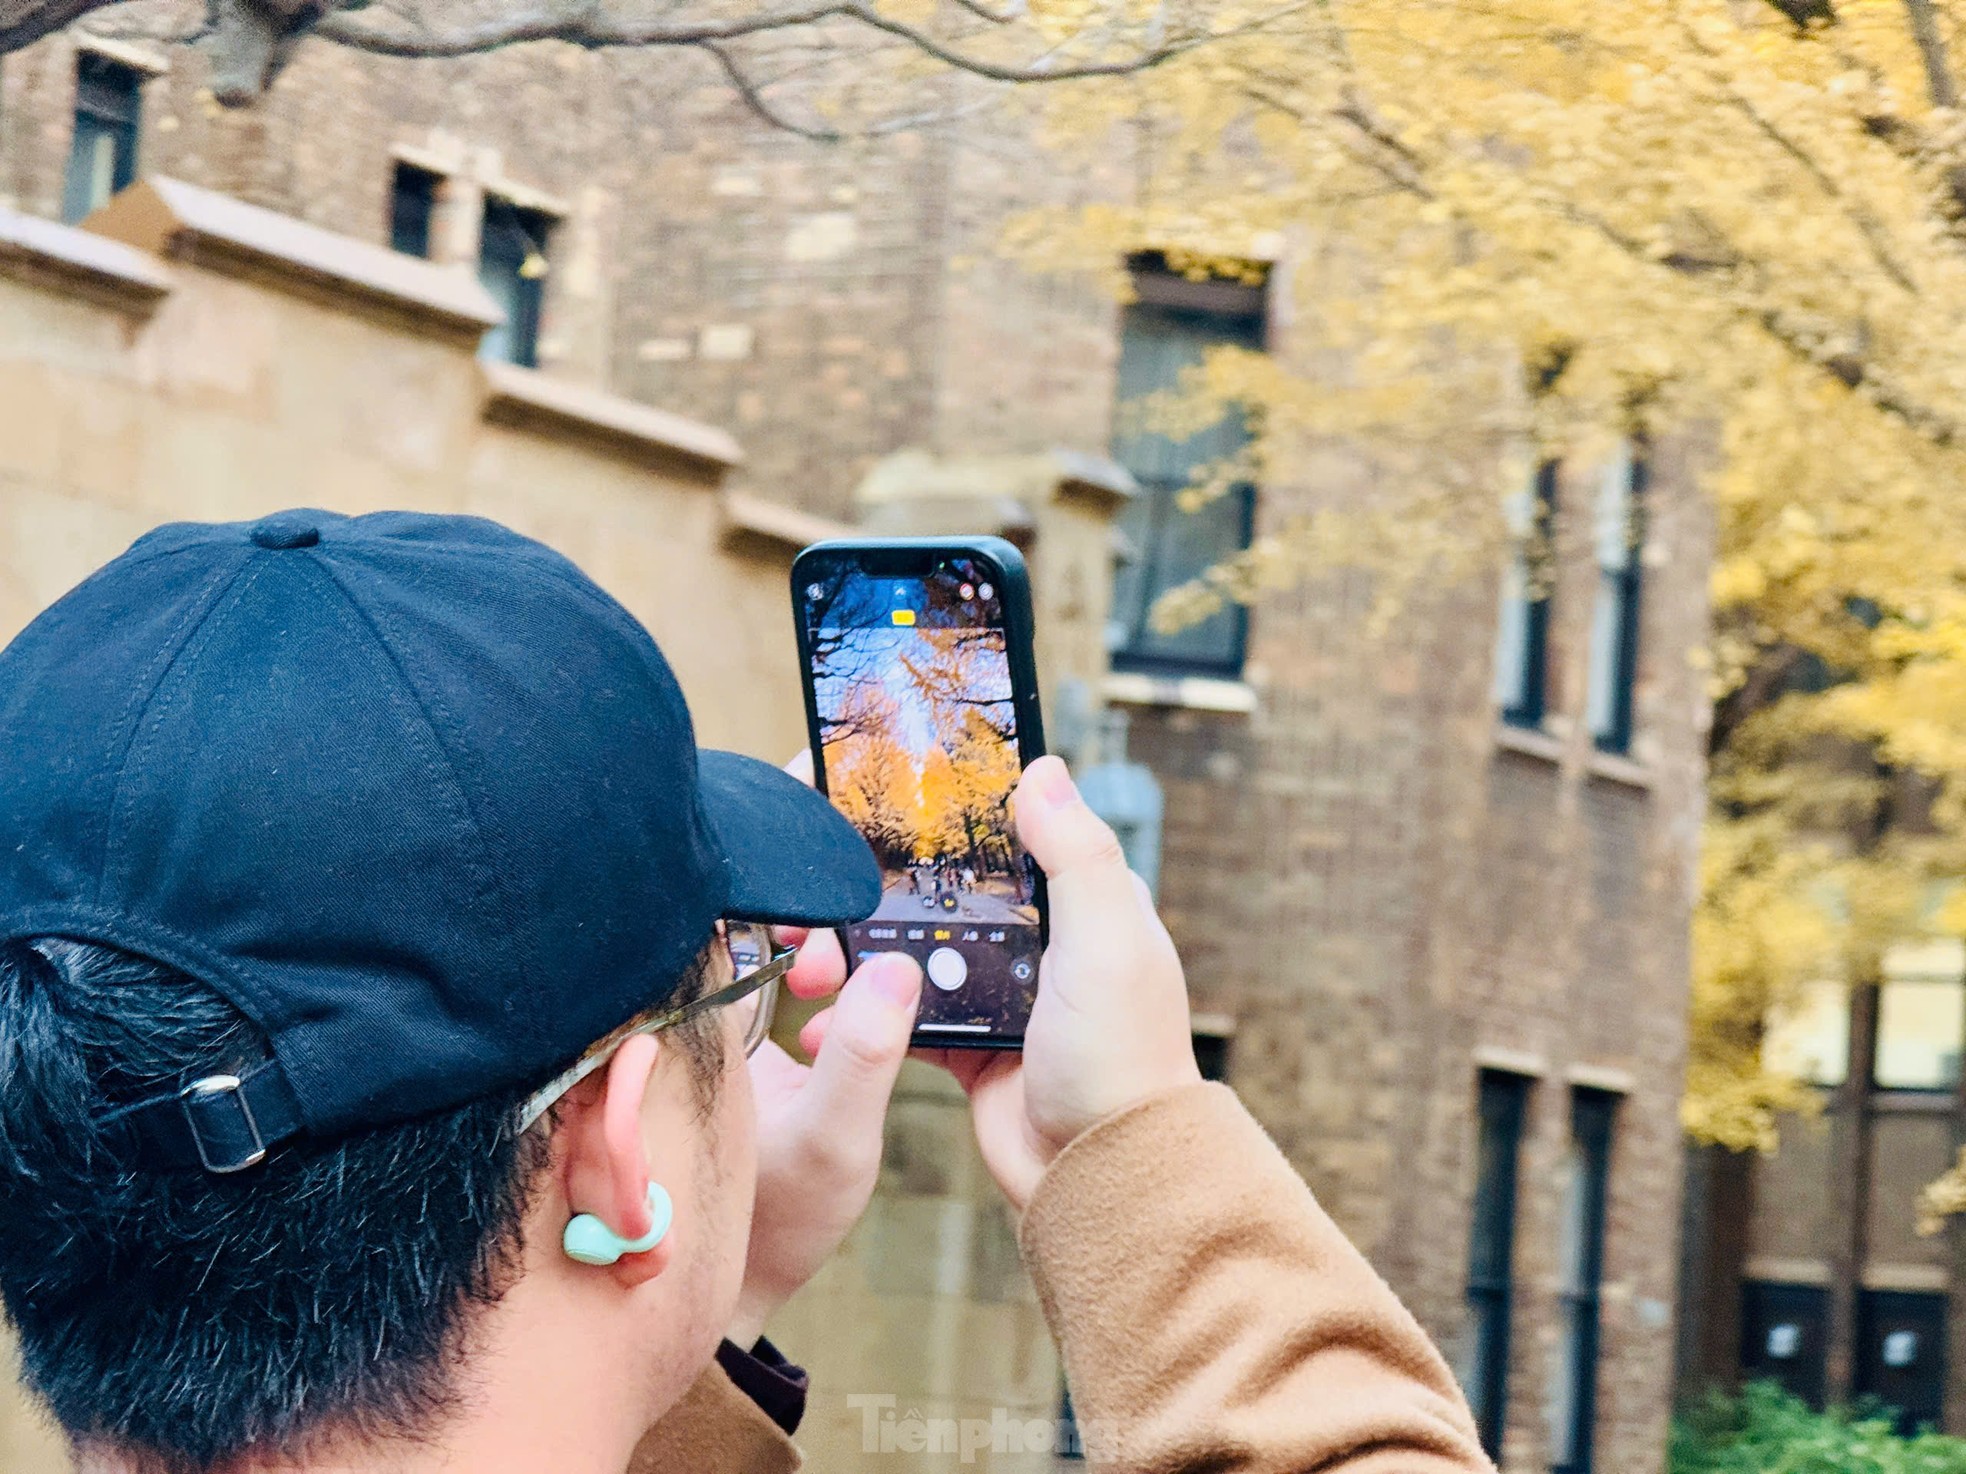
(1672, 1383, 1966, 1474)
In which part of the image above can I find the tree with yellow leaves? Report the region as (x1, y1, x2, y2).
(821, 687, 919, 871)
(976, 0, 1966, 1159)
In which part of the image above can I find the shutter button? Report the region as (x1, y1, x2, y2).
(249, 513, 321, 550)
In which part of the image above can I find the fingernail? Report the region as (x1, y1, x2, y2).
(867, 954, 921, 1008)
(1031, 758, 1078, 810)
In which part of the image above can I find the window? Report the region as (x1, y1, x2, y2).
(61, 52, 141, 225)
(1464, 1071, 1530, 1458)
(1494, 461, 1558, 729)
(1550, 1088, 1616, 1474)
(1192, 1027, 1232, 1084)
(478, 196, 554, 368)
(1763, 978, 1850, 1088)
(1874, 937, 1966, 1091)
(390, 162, 441, 258)
(1585, 444, 1646, 753)
(1108, 260, 1265, 678)
(1856, 1290, 1947, 1436)
(1740, 1281, 1829, 1410)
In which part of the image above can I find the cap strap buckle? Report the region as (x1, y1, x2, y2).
(180, 1074, 267, 1174)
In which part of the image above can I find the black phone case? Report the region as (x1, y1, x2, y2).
(790, 536, 1046, 1051)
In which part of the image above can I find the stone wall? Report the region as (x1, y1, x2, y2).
(0, 185, 910, 1471)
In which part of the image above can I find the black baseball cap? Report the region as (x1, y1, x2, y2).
(0, 509, 878, 1172)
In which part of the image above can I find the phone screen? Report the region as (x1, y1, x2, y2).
(801, 556, 1042, 1041)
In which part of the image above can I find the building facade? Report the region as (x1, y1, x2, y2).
(1679, 950, 1966, 1438)
(0, 25, 1708, 1472)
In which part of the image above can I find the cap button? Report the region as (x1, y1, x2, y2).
(249, 513, 321, 551)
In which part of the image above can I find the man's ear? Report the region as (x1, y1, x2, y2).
(560, 1033, 674, 1288)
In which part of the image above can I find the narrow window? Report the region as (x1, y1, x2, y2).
(1855, 1289, 1947, 1436)
(1494, 461, 1558, 729)
(1873, 937, 1966, 1092)
(1550, 1088, 1617, 1474)
(1585, 444, 1646, 753)
(1108, 257, 1265, 678)
(61, 53, 141, 225)
(477, 196, 554, 368)
(1739, 1281, 1829, 1409)
(389, 162, 441, 258)
(1761, 977, 1851, 1088)
(1464, 1070, 1530, 1458)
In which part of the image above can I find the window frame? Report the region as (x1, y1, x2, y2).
(1108, 476, 1258, 680)
(1464, 1070, 1531, 1459)
(1739, 1280, 1830, 1410)
(1551, 1087, 1618, 1474)
(1855, 1288, 1948, 1437)
(1107, 255, 1267, 680)
(1870, 939, 1966, 1094)
(1586, 449, 1647, 755)
(61, 52, 142, 225)
(1496, 460, 1559, 731)
(389, 161, 442, 259)
(477, 195, 555, 369)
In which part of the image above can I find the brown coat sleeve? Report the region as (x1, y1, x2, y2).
(1019, 1082, 1495, 1474)
(625, 1360, 801, 1474)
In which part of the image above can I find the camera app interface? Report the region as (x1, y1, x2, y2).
(804, 560, 1041, 1039)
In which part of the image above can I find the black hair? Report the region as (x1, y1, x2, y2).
(0, 935, 722, 1473)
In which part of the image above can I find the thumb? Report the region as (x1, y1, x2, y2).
(1014, 756, 1139, 931)
(800, 953, 921, 1135)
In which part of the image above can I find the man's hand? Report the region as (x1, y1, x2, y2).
(918, 755, 1202, 1212)
(726, 754, 922, 1348)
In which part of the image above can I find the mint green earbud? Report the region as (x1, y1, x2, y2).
(563, 1184, 673, 1267)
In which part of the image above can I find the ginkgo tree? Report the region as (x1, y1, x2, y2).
(989, 0, 1966, 1162)
(981, 0, 1966, 1163)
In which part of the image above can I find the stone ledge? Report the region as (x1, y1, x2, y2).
(1047, 449, 1138, 513)
(1585, 747, 1655, 792)
(1862, 1264, 1948, 1292)
(480, 362, 743, 477)
(1872, 1089, 1958, 1114)
(1743, 1256, 1830, 1287)
(855, 449, 1134, 535)
(1473, 1045, 1548, 1078)
(1103, 670, 1258, 714)
(76, 34, 170, 74)
(1493, 721, 1563, 765)
(0, 204, 172, 314)
(1566, 1062, 1635, 1095)
(83, 177, 502, 345)
(719, 489, 851, 555)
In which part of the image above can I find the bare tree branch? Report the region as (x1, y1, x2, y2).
(948, 0, 1021, 25)
(1674, 14, 1922, 295)
(702, 38, 844, 140)
(1236, 72, 1966, 453)
(0, 0, 123, 56)
(314, 0, 845, 57)
(311, 0, 1292, 83)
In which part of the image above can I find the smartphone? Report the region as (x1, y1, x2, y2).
(792, 537, 1047, 1050)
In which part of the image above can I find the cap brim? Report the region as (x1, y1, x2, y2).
(697, 749, 881, 926)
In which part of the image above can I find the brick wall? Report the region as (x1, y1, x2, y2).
(0, 34, 1706, 1473)
(1125, 435, 1708, 1473)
